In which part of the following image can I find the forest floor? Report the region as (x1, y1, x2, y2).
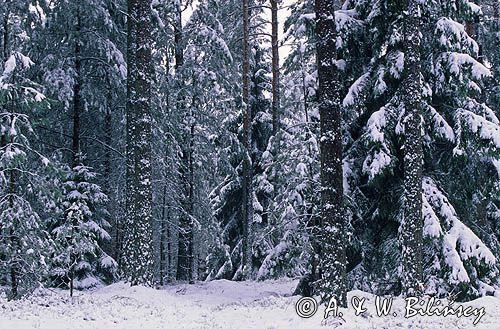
(0, 279, 499, 329)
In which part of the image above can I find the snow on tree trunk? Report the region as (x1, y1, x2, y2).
(72, 7, 82, 167)
(271, 0, 280, 135)
(315, 0, 347, 306)
(175, 4, 196, 283)
(241, 0, 254, 280)
(123, 0, 154, 286)
(401, 0, 424, 297)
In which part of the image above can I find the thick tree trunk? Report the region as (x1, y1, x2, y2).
(241, 0, 253, 280)
(270, 0, 280, 134)
(315, 0, 347, 306)
(401, 0, 423, 297)
(123, 0, 154, 286)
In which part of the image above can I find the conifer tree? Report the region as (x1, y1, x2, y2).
(51, 165, 116, 295)
(0, 1, 53, 299)
(339, 0, 498, 299)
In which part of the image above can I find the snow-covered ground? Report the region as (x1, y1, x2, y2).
(0, 280, 498, 328)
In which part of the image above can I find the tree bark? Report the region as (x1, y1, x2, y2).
(103, 76, 119, 264)
(188, 120, 195, 281)
(1, 5, 9, 67)
(241, 0, 253, 280)
(401, 0, 423, 297)
(72, 8, 82, 167)
(315, 0, 347, 306)
(9, 169, 18, 299)
(161, 36, 172, 284)
(173, 4, 195, 283)
(271, 0, 280, 134)
(123, 0, 154, 286)
(159, 175, 168, 285)
(174, 4, 183, 70)
(177, 122, 195, 282)
(2, 3, 19, 300)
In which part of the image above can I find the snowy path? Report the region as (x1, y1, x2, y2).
(0, 280, 498, 328)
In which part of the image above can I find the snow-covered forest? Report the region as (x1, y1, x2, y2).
(0, 0, 499, 327)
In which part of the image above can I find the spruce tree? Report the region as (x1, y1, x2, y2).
(339, 0, 499, 299)
(0, 1, 53, 298)
(51, 165, 116, 295)
(205, 0, 273, 281)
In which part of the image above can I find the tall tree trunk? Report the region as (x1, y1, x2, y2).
(241, 0, 253, 280)
(67, 7, 83, 296)
(174, 4, 195, 282)
(270, 0, 280, 134)
(166, 212, 173, 282)
(176, 116, 196, 282)
(174, 4, 183, 70)
(72, 9, 82, 167)
(1, 4, 9, 194)
(103, 76, 119, 266)
(401, 0, 423, 297)
(315, 0, 347, 306)
(187, 118, 196, 282)
(159, 175, 168, 285)
(1, 5, 9, 67)
(123, 0, 154, 286)
(177, 128, 195, 282)
(160, 37, 172, 284)
(2, 4, 19, 300)
(9, 166, 18, 299)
